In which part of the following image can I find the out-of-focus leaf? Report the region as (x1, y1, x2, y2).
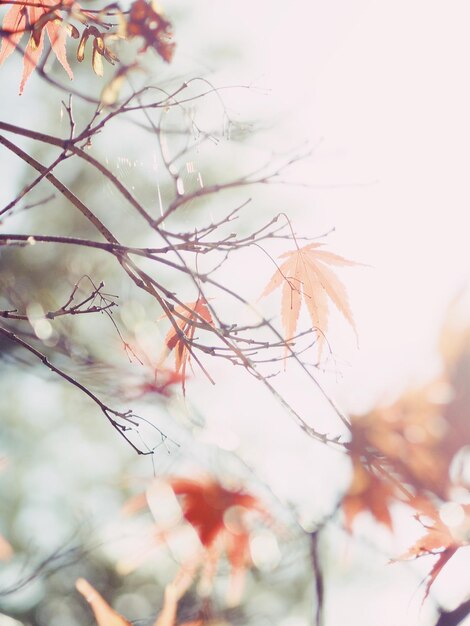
(76, 578, 131, 626)
(124, 476, 270, 605)
(125, 0, 175, 61)
(395, 498, 470, 601)
(342, 460, 396, 530)
(77, 576, 201, 626)
(100, 64, 139, 106)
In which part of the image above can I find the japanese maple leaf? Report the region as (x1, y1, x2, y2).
(124, 476, 268, 604)
(0, 0, 73, 93)
(127, 368, 185, 399)
(342, 460, 396, 530)
(169, 478, 260, 549)
(126, 0, 175, 62)
(348, 386, 451, 499)
(77, 576, 202, 626)
(160, 298, 214, 392)
(397, 499, 470, 601)
(166, 477, 265, 603)
(262, 243, 357, 357)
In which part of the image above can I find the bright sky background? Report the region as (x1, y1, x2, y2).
(189, 0, 470, 407)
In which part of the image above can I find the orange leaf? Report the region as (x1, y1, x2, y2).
(342, 460, 396, 530)
(348, 386, 451, 498)
(77, 577, 190, 626)
(262, 243, 357, 358)
(46, 17, 73, 78)
(153, 570, 198, 626)
(76, 578, 131, 626)
(0, 0, 73, 93)
(397, 499, 470, 600)
(0, 3, 26, 66)
(126, 0, 175, 61)
(160, 298, 214, 392)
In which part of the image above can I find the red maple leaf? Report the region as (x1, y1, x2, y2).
(0, 0, 74, 93)
(342, 460, 396, 531)
(160, 298, 214, 393)
(170, 477, 260, 549)
(130, 368, 184, 398)
(124, 476, 270, 604)
(170, 478, 267, 602)
(126, 0, 175, 62)
(397, 498, 470, 601)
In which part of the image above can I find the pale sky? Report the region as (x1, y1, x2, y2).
(166, 0, 470, 407)
(213, 0, 470, 407)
